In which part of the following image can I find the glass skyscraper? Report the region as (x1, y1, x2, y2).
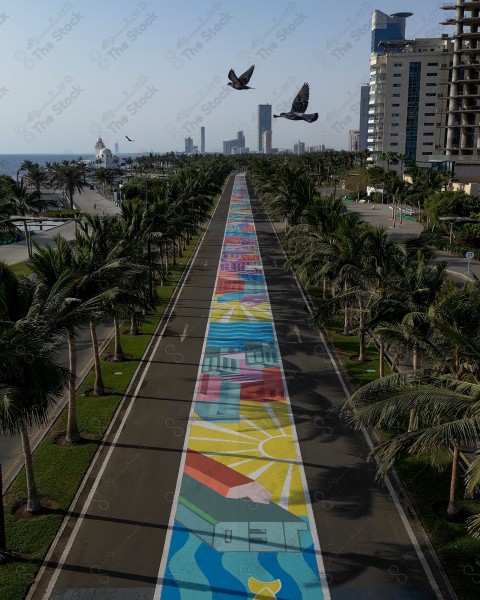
(370, 11, 412, 54)
(258, 105, 272, 153)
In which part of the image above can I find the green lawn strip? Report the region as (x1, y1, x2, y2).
(8, 260, 32, 277)
(0, 228, 204, 599)
(324, 321, 391, 387)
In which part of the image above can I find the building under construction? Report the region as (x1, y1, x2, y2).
(441, 0, 480, 158)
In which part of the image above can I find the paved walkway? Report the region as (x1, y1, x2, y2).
(0, 187, 120, 266)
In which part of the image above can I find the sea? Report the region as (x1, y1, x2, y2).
(0, 153, 141, 179)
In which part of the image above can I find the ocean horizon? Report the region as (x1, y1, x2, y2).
(0, 153, 142, 179)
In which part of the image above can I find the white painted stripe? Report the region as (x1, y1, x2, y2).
(264, 403, 286, 437)
(193, 419, 260, 440)
(264, 207, 445, 600)
(29, 176, 230, 600)
(247, 460, 274, 481)
(239, 416, 271, 437)
(228, 457, 256, 468)
(278, 463, 294, 510)
(189, 437, 256, 445)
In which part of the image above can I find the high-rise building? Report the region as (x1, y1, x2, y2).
(371, 10, 412, 54)
(114, 142, 119, 154)
(263, 130, 272, 154)
(293, 141, 305, 155)
(367, 10, 450, 169)
(237, 131, 245, 149)
(441, 1, 480, 159)
(358, 84, 370, 151)
(258, 104, 272, 152)
(185, 136, 194, 154)
(200, 127, 205, 153)
(348, 130, 360, 152)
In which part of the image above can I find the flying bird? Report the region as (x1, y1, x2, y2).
(125, 135, 135, 142)
(273, 83, 318, 122)
(227, 65, 255, 90)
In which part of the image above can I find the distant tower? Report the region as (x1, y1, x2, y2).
(185, 136, 194, 154)
(114, 142, 119, 154)
(237, 130, 245, 149)
(200, 126, 205, 153)
(258, 104, 272, 152)
(348, 130, 360, 152)
(263, 131, 272, 154)
(293, 141, 305, 155)
(95, 137, 106, 158)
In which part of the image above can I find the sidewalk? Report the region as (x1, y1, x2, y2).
(344, 199, 480, 282)
(0, 188, 121, 266)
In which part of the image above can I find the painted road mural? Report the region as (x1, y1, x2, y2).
(157, 175, 330, 599)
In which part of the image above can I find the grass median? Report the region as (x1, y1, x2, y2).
(0, 221, 208, 598)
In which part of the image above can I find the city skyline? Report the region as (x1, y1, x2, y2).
(1, 1, 449, 154)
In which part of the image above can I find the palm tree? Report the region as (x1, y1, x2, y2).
(381, 152, 398, 173)
(93, 167, 114, 196)
(0, 262, 70, 512)
(18, 161, 51, 213)
(48, 161, 85, 210)
(397, 153, 407, 178)
(342, 372, 480, 517)
(28, 238, 106, 441)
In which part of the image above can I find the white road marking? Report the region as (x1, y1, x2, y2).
(180, 324, 188, 343)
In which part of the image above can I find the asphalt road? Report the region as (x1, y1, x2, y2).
(27, 175, 454, 600)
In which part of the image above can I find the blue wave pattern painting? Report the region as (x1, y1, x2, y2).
(157, 175, 330, 599)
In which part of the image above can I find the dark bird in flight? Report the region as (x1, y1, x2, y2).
(125, 135, 134, 142)
(274, 83, 318, 122)
(227, 65, 255, 90)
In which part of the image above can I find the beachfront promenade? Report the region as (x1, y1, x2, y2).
(25, 175, 454, 599)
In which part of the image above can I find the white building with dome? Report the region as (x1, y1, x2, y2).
(94, 137, 115, 169)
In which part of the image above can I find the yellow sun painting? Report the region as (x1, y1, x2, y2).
(189, 400, 308, 518)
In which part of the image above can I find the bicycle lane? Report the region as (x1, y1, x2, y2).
(156, 173, 330, 599)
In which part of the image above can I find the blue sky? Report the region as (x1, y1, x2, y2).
(0, 0, 448, 155)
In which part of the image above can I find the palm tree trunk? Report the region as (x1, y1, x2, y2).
(0, 464, 6, 549)
(66, 332, 80, 443)
(343, 307, 351, 335)
(408, 409, 416, 432)
(20, 424, 41, 513)
(114, 316, 125, 361)
(412, 344, 420, 370)
(358, 298, 367, 361)
(447, 444, 460, 516)
(323, 277, 328, 299)
(130, 313, 139, 336)
(379, 339, 385, 378)
(90, 320, 105, 395)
